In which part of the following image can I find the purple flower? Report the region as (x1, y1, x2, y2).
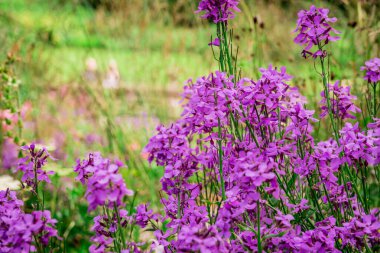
(320, 81, 361, 120)
(144, 123, 191, 167)
(89, 234, 113, 253)
(275, 212, 294, 229)
(314, 139, 342, 188)
(74, 153, 133, 211)
(368, 118, 380, 165)
(284, 103, 317, 140)
(1, 138, 18, 170)
(286, 198, 310, 214)
(361, 57, 380, 83)
(17, 144, 55, 191)
(0, 190, 59, 252)
(175, 224, 229, 252)
(339, 122, 378, 166)
(135, 203, 160, 228)
(294, 5, 340, 58)
(89, 209, 143, 253)
(208, 37, 220, 47)
(196, 0, 240, 23)
(180, 71, 238, 135)
(140, 56, 377, 252)
(338, 209, 380, 250)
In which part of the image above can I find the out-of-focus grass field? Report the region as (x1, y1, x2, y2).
(0, 0, 378, 250)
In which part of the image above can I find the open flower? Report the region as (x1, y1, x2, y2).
(294, 5, 340, 58)
(74, 153, 133, 211)
(320, 81, 361, 120)
(17, 144, 55, 191)
(361, 57, 380, 83)
(196, 0, 240, 23)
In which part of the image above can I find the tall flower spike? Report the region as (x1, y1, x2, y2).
(361, 57, 380, 83)
(17, 144, 55, 191)
(294, 5, 340, 58)
(196, 0, 240, 23)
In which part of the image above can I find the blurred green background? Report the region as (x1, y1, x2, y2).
(0, 0, 378, 251)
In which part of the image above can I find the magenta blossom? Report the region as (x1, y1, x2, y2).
(361, 57, 380, 83)
(208, 37, 220, 47)
(17, 144, 55, 191)
(196, 0, 240, 23)
(74, 153, 133, 211)
(0, 190, 59, 252)
(320, 81, 361, 120)
(294, 5, 340, 58)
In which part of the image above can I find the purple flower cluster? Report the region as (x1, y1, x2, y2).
(0, 190, 59, 252)
(368, 118, 380, 165)
(339, 122, 379, 166)
(320, 81, 361, 120)
(17, 144, 55, 191)
(74, 152, 133, 211)
(74, 153, 142, 252)
(294, 5, 340, 58)
(135, 203, 160, 228)
(142, 61, 380, 252)
(196, 0, 240, 23)
(89, 210, 133, 253)
(361, 57, 380, 83)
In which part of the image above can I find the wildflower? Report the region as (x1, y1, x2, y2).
(17, 144, 55, 191)
(294, 5, 340, 58)
(196, 0, 240, 23)
(144, 123, 191, 167)
(368, 118, 380, 165)
(208, 37, 220, 47)
(89, 209, 132, 253)
(339, 122, 377, 166)
(289, 217, 339, 252)
(74, 153, 133, 211)
(135, 203, 160, 228)
(89, 234, 114, 253)
(284, 103, 317, 140)
(175, 224, 229, 252)
(286, 198, 310, 214)
(338, 209, 380, 250)
(0, 190, 59, 252)
(181, 71, 238, 134)
(320, 81, 361, 120)
(361, 57, 380, 83)
(314, 139, 342, 187)
(275, 212, 294, 229)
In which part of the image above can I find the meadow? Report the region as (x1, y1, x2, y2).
(0, 0, 379, 252)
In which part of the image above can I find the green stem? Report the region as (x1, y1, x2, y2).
(34, 159, 40, 210)
(373, 83, 377, 117)
(359, 166, 369, 212)
(114, 204, 127, 249)
(217, 118, 226, 201)
(257, 200, 262, 253)
(319, 56, 339, 142)
(221, 22, 234, 75)
(306, 176, 324, 221)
